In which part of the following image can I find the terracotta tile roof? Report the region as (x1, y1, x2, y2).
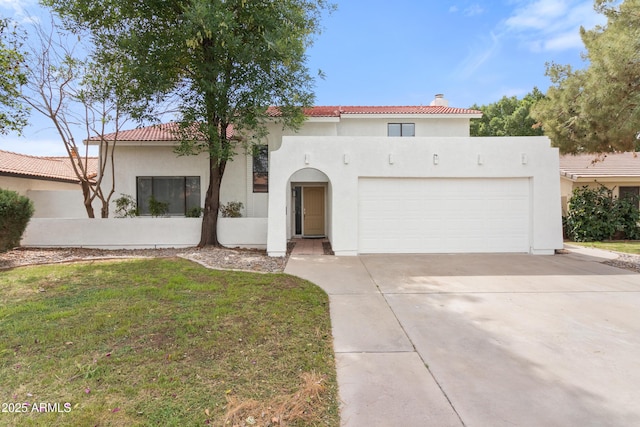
(268, 105, 482, 117)
(106, 123, 183, 141)
(92, 122, 236, 143)
(559, 152, 640, 180)
(0, 149, 98, 183)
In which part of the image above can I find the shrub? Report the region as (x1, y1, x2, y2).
(186, 206, 203, 218)
(612, 196, 640, 240)
(220, 201, 243, 218)
(148, 195, 170, 217)
(113, 193, 138, 218)
(566, 186, 640, 241)
(0, 188, 35, 252)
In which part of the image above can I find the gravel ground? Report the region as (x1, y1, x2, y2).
(0, 246, 288, 273)
(603, 253, 640, 273)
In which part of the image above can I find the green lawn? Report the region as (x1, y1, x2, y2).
(569, 241, 640, 255)
(0, 258, 338, 426)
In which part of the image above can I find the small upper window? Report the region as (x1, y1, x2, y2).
(388, 123, 415, 137)
(253, 145, 269, 193)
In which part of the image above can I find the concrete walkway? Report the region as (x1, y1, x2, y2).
(289, 238, 328, 256)
(284, 248, 640, 426)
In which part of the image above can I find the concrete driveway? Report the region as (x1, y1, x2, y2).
(284, 248, 640, 427)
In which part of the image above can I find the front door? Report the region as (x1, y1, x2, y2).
(303, 187, 325, 236)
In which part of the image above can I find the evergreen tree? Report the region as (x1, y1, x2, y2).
(532, 0, 640, 153)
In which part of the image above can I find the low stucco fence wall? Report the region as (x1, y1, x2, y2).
(21, 217, 268, 249)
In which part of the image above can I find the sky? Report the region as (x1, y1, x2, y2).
(1, 0, 606, 156)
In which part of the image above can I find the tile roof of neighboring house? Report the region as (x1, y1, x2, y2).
(559, 152, 640, 180)
(0, 149, 98, 183)
(94, 105, 482, 142)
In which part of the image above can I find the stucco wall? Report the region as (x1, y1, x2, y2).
(0, 175, 80, 193)
(336, 117, 471, 137)
(104, 145, 258, 217)
(0, 175, 97, 218)
(265, 115, 472, 150)
(268, 136, 563, 256)
(27, 190, 97, 218)
(22, 217, 267, 249)
(103, 145, 207, 217)
(103, 114, 476, 219)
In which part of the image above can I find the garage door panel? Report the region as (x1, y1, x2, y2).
(358, 178, 530, 253)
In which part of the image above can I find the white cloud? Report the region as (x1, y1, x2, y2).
(542, 30, 584, 51)
(505, 0, 568, 30)
(503, 0, 604, 52)
(455, 31, 502, 79)
(449, 3, 485, 17)
(464, 4, 485, 17)
(0, 0, 31, 13)
(0, 0, 39, 23)
(452, 0, 599, 80)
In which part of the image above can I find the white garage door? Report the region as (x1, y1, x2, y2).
(358, 178, 530, 253)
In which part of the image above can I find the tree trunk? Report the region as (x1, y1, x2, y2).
(100, 202, 109, 218)
(80, 180, 95, 218)
(198, 158, 225, 247)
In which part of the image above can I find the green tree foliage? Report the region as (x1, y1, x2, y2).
(0, 18, 28, 135)
(532, 0, 640, 153)
(43, 0, 335, 246)
(0, 188, 34, 252)
(470, 88, 546, 137)
(565, 186, 640, 241)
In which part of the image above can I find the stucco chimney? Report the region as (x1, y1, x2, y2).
(430, 94, 449, 107)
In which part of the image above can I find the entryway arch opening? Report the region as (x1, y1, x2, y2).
(287, 168, 332, 241)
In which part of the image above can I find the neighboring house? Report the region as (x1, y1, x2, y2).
(559, 152, 640, 215)
(0, 149, 98, 218)
(75, 94, 562, 255)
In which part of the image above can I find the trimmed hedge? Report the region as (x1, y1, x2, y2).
(0, 188, 35, 252)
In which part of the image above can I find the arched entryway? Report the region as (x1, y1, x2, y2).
(288, 168, 332, 240)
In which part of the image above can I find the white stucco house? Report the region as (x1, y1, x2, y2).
(22, 95, 563, 255)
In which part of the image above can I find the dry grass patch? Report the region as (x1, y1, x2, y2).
(224, 372, 328, 426)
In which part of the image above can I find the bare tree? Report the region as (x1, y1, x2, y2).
(20, 19, 126, 217)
